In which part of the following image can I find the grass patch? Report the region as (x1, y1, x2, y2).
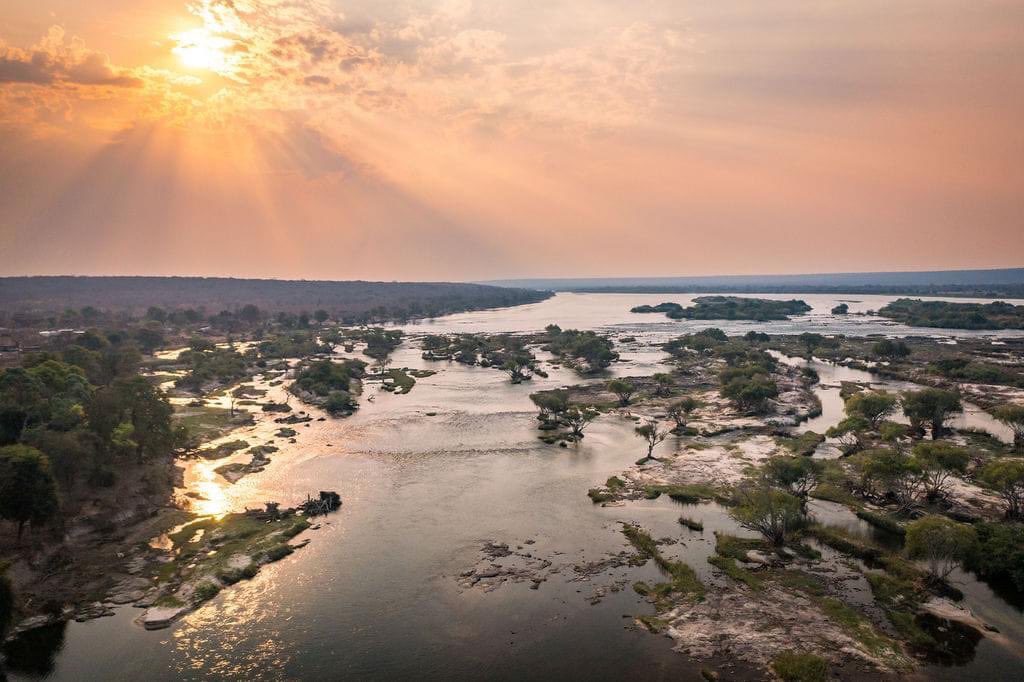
(856, 510, 906, 536)
(776, 431, 825, 457)
(817, 597, 906, 664)
(605, 476, 625, 490)
(193, 582, 221, 604)
(678, 515, 704, 531)
(174, 406, 242, 443)
(588, 488, 614, 504)
(714, 533, 768, 561)
(623, 524, 704, 608)
(809, 483, 860, 507)
(804, 525, 882, 561)
(707, 555, 762, 590)
(636, 614, 668, 633)
(771, 651, 829, 682)
(643, 483, 722, 504)
(382, 368, 416, 394)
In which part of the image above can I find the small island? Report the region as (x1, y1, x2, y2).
(878, 298, 1024, 330)
(632, 296, 812, 321)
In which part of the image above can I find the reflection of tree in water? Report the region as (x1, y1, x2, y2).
(1, 621, 67, 678)
(914, 613, 982, 666)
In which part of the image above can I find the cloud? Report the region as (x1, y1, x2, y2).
(0, 26, 142, 87)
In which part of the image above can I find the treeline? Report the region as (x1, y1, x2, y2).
(0, 277, 552, 324)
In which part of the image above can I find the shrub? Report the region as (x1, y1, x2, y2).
(977, 458, 1024, 518)
(965, 522, 1024, 590)
(771, 651, 829, 682)
(730, 486, 805, 546)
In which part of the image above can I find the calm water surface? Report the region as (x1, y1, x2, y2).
(6, 293, 1023, 681)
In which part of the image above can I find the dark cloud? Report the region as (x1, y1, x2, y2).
(0, 44, 141, 87)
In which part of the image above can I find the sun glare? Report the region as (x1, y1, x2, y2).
(171, 28, 233, 74)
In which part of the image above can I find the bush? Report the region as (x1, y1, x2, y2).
(771, 651, 829, 682)
(965, 522, 1024, 590)
(978, 458, 1024, 518)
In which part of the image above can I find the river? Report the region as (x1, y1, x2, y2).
(5, 292, 1023, 681)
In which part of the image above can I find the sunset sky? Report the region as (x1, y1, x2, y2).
(1, 1, 1022, 281)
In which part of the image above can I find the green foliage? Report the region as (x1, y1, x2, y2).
(291, 359, 365, 398)
(761, 456, 823, 500)
(607, 379, 636, 406)
(900, 388, 962, 439)
(623, 524, 704, 607)
(977, 458, 1024, 518)
(771, 651, 829, 682)
(872, 338, 911, 359)
(853, 448, 923, 512)
(529, 390, 569, 416)
(905, 515, 977, 580)
(965, 522, 1024, 590)
(730, 486, 805, 546)
(634, 421, 668, 462)
(911, 441, 969, 500)
(776, 431, 825, 456)
(0, 445, 59, 539)
(634, 296, 811, 321)
(707, 554, 762, 590)
(992, 404, 1024, 451)
(667, 396, 701, 429)
(855, 510, 905, 536)
(542, 327, 617, 373)
(844, 390, 897, 428)
(193, 581, 221, 603)
(720, 372, 778, 413)
(878, 298, 1024, 330)
(175, 347, 247, 392)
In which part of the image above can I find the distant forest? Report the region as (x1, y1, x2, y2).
(0, 277, 552, 323)
(489, 268, 1024, 298)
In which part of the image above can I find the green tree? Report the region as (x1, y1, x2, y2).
(798, 332, 824, 356)
(667, 396, 701, 431)
(114, 377, 175, 462)
(978, 458, 1024, 519)
(912, 441, 969, 501)
(731, 486, 805, 546)
(314, 309, 329, 325)
(502, 352, 534, 383)
(608, 379, 636, 407)
(905, 515, 977, 580)
(530, 390, 569, 417)
(634, 421, 668, 463)
(855, 448, 923, 513)
(826, 415, 870, 455)
(652, 373, 674, 397)
(563, 407, 597, 439)
(0, 445, 59, 540)
(0, 368, 46, 444)
(992, 404, 1024, 452)
(762, 456, 823, 502)
(844, 390, 897, 429)
(901, 388, 962, 439)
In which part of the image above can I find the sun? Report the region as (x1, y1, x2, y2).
(171, 28, 234, 74)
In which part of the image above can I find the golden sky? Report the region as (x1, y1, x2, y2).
(1, 1, 1022, 280)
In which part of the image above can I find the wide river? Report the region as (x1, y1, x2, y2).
(6, 293, 1024, 681)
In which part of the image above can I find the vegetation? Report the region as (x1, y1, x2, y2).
(623, 524, 704, 608)
(761, 456, 823, 503)
(667, 396, 701, 432)
(911, 442, 969, 500)
(872, 339, 911, 360)
(977, 458, 1024, 518)
(965, 522, 1024, 590)
(844, 390, 897, 428)
(0, 277, 553, 323)
(607, 379, 636, 406)
(632, 296, 811, 321)
(992, 404, 1024, 451)
(771, 651, 829, 682)
(635, 421, 669, 463)
(730, 486, 805, 546)
(289, 359, 365, 415)
(0, 445, 59, 540)
(878, 298, 1024, 330)
(905, 516, 977, 580)
(900, 388, 961, 439)
(541, 325, 617, 373)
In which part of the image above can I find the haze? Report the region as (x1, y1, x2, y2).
(1, 1, 1023, 280)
